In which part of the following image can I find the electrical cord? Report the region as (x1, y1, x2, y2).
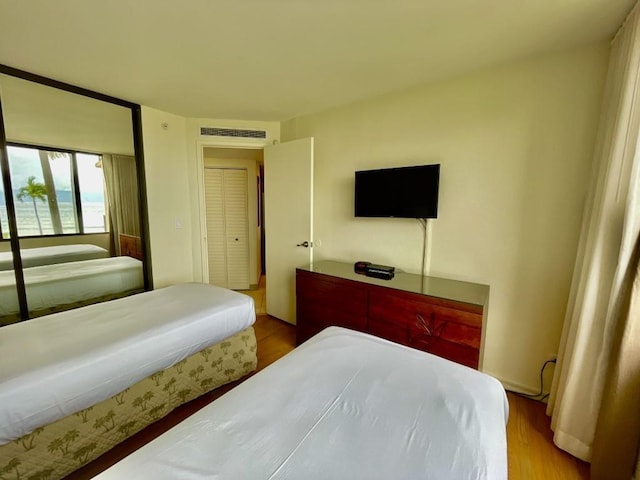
(419, 218, 427, 277)
(515, 359, 556, 400)
(415, 216, 554, 402)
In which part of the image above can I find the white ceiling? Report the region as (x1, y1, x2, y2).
(0, 0, 635, 121)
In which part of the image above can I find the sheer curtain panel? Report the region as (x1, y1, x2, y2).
(102, 154, 140, 255)
(547, 2, 640, 470)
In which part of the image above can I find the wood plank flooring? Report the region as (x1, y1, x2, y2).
(507, 393, 590, 479)
(66, 314, 589, 479)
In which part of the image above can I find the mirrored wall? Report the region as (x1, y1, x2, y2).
(0, 66, 151, 325)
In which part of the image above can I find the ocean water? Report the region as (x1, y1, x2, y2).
(0, 201, 106, 238)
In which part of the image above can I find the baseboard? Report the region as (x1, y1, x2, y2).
(484, 370, 548, 399)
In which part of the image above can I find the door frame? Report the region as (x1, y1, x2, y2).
(196, 139, 269, 285)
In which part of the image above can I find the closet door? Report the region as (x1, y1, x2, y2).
(204, 168, 249, 290)
(204, 168, 227, 287)
(222, 169, 249, 290)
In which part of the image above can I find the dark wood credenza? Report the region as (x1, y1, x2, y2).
(119, 234, 143, 260)
(296, 260, 489, 370)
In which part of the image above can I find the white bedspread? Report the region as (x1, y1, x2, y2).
(0, 256, 143, 316)
(0, 244, 109, 270)
(0, 282, 255, 445)
(95, 327, 509, 480)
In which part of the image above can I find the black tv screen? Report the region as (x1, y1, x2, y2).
(354, 164, 440, 218)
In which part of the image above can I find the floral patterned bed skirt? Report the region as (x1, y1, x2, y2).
(0, 326, 257, 480)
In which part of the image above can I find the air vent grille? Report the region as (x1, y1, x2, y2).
(200, 127, 267, 139)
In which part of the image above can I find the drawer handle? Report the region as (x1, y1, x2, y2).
(415, 314, 432, 335)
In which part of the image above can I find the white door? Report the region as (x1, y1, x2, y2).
(204, 167, 250, 290)
(204, 168, 227, 287)
(264, 138, 313, 324)
(223, 169, 250, 289)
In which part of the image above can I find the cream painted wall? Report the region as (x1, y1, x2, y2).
(139, 114, 278, 288)
(282, 43, 609, 392)
(203, 149, 261, 286)
(141, 106, 193, 287)
(0, 74, 134, 155)
(185, 118, 279, 283)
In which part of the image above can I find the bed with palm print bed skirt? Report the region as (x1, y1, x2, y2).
(0, 283, 257, 480)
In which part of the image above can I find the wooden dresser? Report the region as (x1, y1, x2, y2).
(119, 234, 144, 260)
(296, 260, 489, 370)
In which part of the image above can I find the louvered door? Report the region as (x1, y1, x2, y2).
(204, 168, 250, 290)
(222, 169, 249, 289)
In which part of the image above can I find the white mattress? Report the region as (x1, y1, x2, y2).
(0, 244, 109, 270)
(0, 256, 143, 316)
(0, 282, 256, 445)
(95, 327, 509, 480)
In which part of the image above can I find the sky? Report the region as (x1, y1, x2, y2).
(5, 145, 104, 192)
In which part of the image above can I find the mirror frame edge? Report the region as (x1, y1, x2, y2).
(131, 106, 153, 290)
(0, 93, 28, 319)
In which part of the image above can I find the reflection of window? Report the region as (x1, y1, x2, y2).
(77, 154, 107, 233)
(0, 177, 8, 239)
(5, 145, 108, 237)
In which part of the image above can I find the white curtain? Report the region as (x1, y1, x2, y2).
(102, 154, 140, 255)
(547, 2, 640, 462)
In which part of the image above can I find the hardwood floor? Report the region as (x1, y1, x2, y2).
(507, 393, 590, 479)
(66, 314, 589, 479)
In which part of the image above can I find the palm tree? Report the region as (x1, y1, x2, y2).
(177, 388, 192, 403)
(38, 150, 63, 234)
(17, 176, 47, 235)
(19, 426, 44, 451)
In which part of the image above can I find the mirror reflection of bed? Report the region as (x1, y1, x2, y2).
(0, 241, 145, 325)
(0, 72, 147, 326)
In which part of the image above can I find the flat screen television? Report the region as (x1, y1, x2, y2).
(354, 164, 440, 218)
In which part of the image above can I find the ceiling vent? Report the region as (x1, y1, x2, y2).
(200, 127, 267, 139)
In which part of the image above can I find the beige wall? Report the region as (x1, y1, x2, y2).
(140, 113, 278, 287)
(0, 74, 134, 156)
(282, 43, 610, 392)
(141, 106, 193, 287)
(185, 118, 279, 283)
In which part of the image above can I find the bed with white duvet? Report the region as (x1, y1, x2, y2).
(96, 326, 508, 480)
(0, 255, 143, 319)
(0, 282, 258, 479)
(0, 243, 109, 270)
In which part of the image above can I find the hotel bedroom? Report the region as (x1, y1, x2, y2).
(1, 1, 639, 480)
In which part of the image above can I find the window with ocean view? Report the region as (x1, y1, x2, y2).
(2, 145, 107, 238)
(77, 153, 108, 234)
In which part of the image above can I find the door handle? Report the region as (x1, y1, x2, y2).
(296, 241, 310, 248)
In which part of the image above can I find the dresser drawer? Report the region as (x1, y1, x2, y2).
(369, 292, 481, 368)
(412, 337, 479, 369)
(369, 292, 482, 329)
(297, 302, 367, 337)
(296, 271, 368, 344)
(296, 272, 367, 317)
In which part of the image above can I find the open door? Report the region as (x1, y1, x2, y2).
(264, 138, 313, 324)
